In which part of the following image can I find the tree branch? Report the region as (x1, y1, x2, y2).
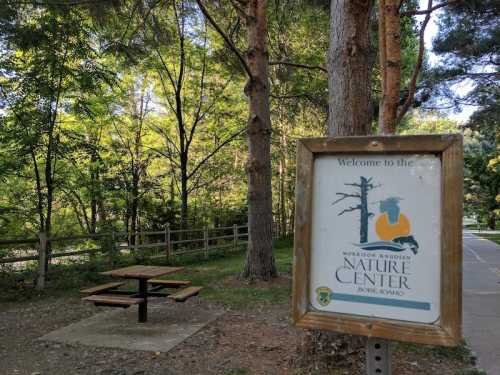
(269, 61, 327, 73)
(228, 0, 246, 17)
(190, 25, 209, 146)
(187, 127, 246, 180)
(144, 145, 181, 168)
(188, 73, 236, 148)
(195, 0, 252, 78)
(401, 0, 460, 16)
(270, 92, 315, 100)
(396, 0, 433, 124)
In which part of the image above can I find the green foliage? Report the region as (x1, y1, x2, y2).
(0, 1, 496, 243)
(0, 1, 332, 240)
(455, 369, 488, 375)
(428, 0, 499, 110)
(396, 341, 473, 363)
(433, 1, 499, 68)
(0, 239, 293, 306)
(463, 125, 500, 229)
(0, 2, 115, 236)
(398, 112, 462, 135)
(428, 1, 499, 229)
(223, 369, 251, 375)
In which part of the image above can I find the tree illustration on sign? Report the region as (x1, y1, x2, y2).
(332, 176, 380, 243)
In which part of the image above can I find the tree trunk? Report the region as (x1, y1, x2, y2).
(130, 162, 140, 248)
(124, 210, 130, 244)
(488, 213, 496, 230)
(98, 197, 107, 227)
(89, 153, 98, 233)
(31, 149, 45, 233)
(328, 0, 374, 137)
(377, 0, 387, 130)
(241, 0, 277, 280)
(180, 152, 189, 231)
(43, 192, 52, 275)
(304, 0, 375, 368)
(44, 128, 55, 276)
(378, 0, 401, 134)
(279, 158, 287, 238)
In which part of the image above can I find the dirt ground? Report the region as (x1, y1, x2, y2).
(0, 289, 475, 375)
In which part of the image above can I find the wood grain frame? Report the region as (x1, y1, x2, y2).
(292, 135, 463, 346)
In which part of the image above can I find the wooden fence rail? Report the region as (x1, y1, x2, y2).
(0, 223, 251, 290)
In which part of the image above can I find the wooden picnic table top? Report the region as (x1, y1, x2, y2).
(100, 265, 184, 279)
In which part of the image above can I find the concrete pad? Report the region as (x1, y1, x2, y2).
(39, 300, 223, 352)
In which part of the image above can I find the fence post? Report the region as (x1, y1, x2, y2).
(203, 227, 209, 259)
(110, 230, 116, 266)
(165, 224, 171, 261)
(134, 231, 139, 257)
(37, 232, 47, 290)
(233, 224, 238, 251)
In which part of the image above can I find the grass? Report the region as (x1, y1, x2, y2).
(475, 233, 500, 245)
(0, 237, 294, 308)
(396, 341, 470, 362)
(160, 237, 293, 308)
(455, 370, 487, 375)
(223, 369, 251, 375)
(464, 222, 499, 231)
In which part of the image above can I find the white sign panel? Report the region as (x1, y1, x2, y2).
(309, 154, 441, 323)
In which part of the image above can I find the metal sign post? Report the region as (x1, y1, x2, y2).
(366, 338, 391, 374)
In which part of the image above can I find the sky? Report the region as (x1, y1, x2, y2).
(418, 0, 477, 122)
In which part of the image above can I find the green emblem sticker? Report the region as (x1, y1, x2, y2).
(316, 287, 332, 306)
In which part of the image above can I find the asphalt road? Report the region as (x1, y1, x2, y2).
(463, 232, 500, 374)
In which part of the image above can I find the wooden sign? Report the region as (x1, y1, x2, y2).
(292, 135, 463, 346)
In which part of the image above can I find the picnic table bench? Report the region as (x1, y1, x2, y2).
(82, 294, 145, 307)
(81, 265, 202, 322)
(80, 282, 125, 295)
(168, 286, 203, 302)
(148, 279, 191, 288)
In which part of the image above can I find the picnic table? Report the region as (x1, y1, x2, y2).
(102, 265, 182, 322)
(81, 265, 202, 323)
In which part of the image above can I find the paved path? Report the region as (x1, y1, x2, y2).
(463, 232, 500, 374)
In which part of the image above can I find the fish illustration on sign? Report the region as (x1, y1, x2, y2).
(332, 178, 419, 254)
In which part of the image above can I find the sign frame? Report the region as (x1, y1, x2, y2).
(292, 135, 463, 346)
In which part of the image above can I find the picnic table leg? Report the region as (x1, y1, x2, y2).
(138, 279, 147, 323)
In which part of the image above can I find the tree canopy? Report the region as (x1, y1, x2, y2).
(0, 1, 497, 248)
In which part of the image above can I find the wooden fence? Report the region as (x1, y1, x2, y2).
(0, 224, 249, 290)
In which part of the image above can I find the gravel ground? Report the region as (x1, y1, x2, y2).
(0, 295, 299, 375)
(0, 294, 476, 375)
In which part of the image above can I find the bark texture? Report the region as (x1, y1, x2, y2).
(328, 0, 374, 136)
(377, 0, 387, 129)
(378, 0, 401, 134)
(241, 0, 277, 280)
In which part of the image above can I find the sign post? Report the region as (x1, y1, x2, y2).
(292, 135, 463, 373)
(366, 338, 391, 374)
